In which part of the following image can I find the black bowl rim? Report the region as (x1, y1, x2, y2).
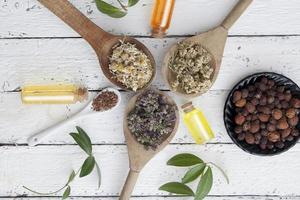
(223, 72, 300, 156)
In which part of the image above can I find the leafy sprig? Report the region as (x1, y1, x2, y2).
(95, 0, 139, 18)
(23, 126, 101, 199)
(159, 153, 229, 200)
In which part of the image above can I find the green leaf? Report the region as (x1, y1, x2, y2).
(128, 0, 139, 7)
(76, 126, 93, 153)
(95, 162, 102, 189)
(67, 170, 76, 184)
(62, 186, 71, 200)
(70, 132, 92, 156)
(159, 182, 195, 196)
(182, 163, 206, 184)
(195, 167, 213, 200)
(167, 153, 204, 167)
(80, 156, 95, 178)
(95, 0, 127, 18)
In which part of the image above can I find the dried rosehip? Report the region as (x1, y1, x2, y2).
(241, 89, 249, 98)
(286, 108, 296, 119)
(233, 91, 242, 103)
(277, 118, 289, 130)
(234, 126, 243, 134)
(272, 109, 282, 120)
(245, 133, 255, 144)
(291, 98, 300, 108)
(245, 103, 256, 113)
(288, 116, 299, 126)
(268, 131, 280, 142)
(258, 113, 270, 122)
(235, 98, 247, 108)
(235, 114, 246, 125)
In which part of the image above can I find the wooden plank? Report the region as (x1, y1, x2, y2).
(1, 0, 300, 38)
(1, 36, 300, 92)
(1, 145, 300, 196)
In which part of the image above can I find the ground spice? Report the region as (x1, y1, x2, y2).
(92, 91, 118, 111)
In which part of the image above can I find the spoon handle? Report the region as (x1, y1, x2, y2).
(119, 170, 140, 200)
(38, 0, 112, 51)
(221, 0, 253, 30)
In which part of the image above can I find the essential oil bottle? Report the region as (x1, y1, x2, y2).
(182, 102, 215, 144)
(21, 84, 88, 104)
(150, 0, 175, 38)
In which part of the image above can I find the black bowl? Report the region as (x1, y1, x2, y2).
(224, 72, 300, 156)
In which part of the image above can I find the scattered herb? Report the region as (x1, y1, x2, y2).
(23, 127, 101, 199)
(92, 91, 118, 111)
(169, 42, 214, 94)
(127, 89, 177, 149)
(159, 153, 229, 200)
(95, 0, 140, 18)
(109, 41, 153, 91)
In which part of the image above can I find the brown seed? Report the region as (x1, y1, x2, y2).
(241, 89, 249, 98)
(251, 98, 259, 106)
(258, 113, 270, 122)
(233, 91, 242, 103)
(248, 85, 256, 92)
(258, 83, 268, 91)
(277, 93, 285, 101)
(237, 132, 246, 141)
(246, 103, 256, 113)
(245, 133, 255, 144)
(277, 118, 289, 130)
(268, 131, 280, 142)
(284, 91, 292, 101)
(235, 114, 245, 125)
(243, 121, 251, 131)
(234, 126, 243, 134)
(281, 101, 289, 109)
(250, 122, 260, 133)
(286, 108, 297, 119)
(291, 98, 300, 108)
(241, 108, 249, 117)
(288, 116, 299, 126)
(235, 98, 247, 108)
(259, 96, 267, 106)
(267, 123, 276, 132)
(272, 109, 282, 120)
(267, 96, 275, 104)
(280, 128, 291, 138)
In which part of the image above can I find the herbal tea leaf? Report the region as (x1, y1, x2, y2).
(80, 156, 95, 178)
(159, 182, 195, 196)
(167, 153, 203, 167)
(76, 126, 93, 153)
(128, 0, 139, 7)
(95, 0, 127, 18)
(95, 162, 102, 189)
(195, 167, 213, 200)
(182, 163, 206, 184)
(70, 133, 92, 155)
(208, 162, 229, 184)
(62, 186, 71, 200)
(67, 170, 76, 184)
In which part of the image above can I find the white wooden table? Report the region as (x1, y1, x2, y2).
(1, 0, 300, 199)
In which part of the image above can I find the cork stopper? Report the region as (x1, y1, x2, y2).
(181, 102, 195, 113)
(151, 28, 166, 38)
(76, 87, 88, 102)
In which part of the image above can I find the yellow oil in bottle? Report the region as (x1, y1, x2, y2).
(21, 84, 88, 104)
(150, 0, 175, 38)
(182, 102, 215, 144)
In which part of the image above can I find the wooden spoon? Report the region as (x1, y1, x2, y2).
(162, 0, 253, 98)
(120, 89, 179, 200)
(38, 0, 156, 91)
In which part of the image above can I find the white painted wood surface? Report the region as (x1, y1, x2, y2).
(1, 0, 300, 199)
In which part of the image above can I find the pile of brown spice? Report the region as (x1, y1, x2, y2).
(92, 91, 118, 112)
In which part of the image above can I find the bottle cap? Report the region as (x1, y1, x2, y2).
(77, 87, 88, 102)
(181, 102, 195, 113)
(151, 28, 166, 38)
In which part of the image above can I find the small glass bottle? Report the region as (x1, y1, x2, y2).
(182, 102, 215, 144)
(150, 0, 175, 38)
(21, 84, 88, 104)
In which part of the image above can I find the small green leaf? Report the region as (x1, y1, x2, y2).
(70, 133, 92, 155)
(95, 162, 102, 189)
(128, 0, 139, 7)
(159, 182, 195, 196)
(67, 170, 76, 184)
(62, 186, 71, 200)
(80, 156, 95, 178)
(195, 167, 213, 200)
(182, 163, 206, 184)
(167, 153, 203, 167)
(95, 0, 127, 18)
(76, 126, 92, 151)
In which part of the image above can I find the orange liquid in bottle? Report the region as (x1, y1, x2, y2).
(151, 0, 175, 38)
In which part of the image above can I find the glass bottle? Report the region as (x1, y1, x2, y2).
(21, 84, 88, 104)
(182, 102, 215, 144)
(150, 0, 175, 38)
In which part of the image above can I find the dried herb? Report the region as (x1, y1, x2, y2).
(95, 0, 140, 18)
(159, 153, 229, 200)
(23, 127, 101, 199)
(169, 42, 214, 94)
(127, 89, 177, 149)
(92, 91, 118, 111)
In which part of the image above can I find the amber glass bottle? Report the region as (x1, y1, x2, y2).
(150, 0, 175, 38)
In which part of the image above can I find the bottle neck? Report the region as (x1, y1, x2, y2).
(181, 102, 195, 113)
(76, 87, 88, 102)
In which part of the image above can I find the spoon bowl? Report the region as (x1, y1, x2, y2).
(38, 0, 156, 91)
(119, 89, 179, 200)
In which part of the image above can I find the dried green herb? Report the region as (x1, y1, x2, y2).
(95, 0, 140, 18)
(160, 153, 229, 200)
(23, 126, 101, 199)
